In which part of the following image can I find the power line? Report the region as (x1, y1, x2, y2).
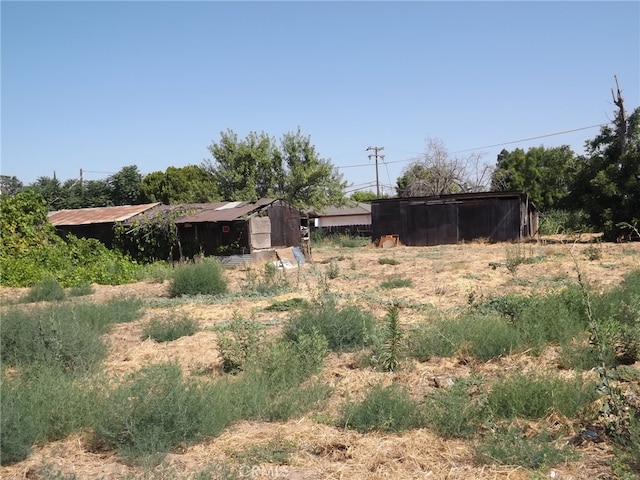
(337, 122, 610, 172)
(452, 123, 610, 153)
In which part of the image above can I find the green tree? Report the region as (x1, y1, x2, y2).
(572, 83, 639, 240)
(350, 190, 379, 202)
(139, 165, 219, 204)
(107, 165, 143, 205)
(0, 175, 24, 196)
(203, 129, 281, 202)
(27, 176, 65, 211)
(491, 145, 579, 211)
(277, 128, 346, 209)
(202, 128, 346, 209)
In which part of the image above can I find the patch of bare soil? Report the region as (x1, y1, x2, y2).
(2, 238, 639, 480)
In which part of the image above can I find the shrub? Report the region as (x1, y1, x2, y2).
(1, 365, 93, 465)
(591, 270, 640, 365)
(284, 295, 375, 352)
(475, 425, 576, 470)
(0, 235, 139, 288)
(406, 314, 524, 362)
(339, 383, 423, 433)
(422, 377, 487, 439)
(1, 305, 106, 373)
(141, 315, 199, 343)
(1, 298, 143, 372)
(89, 363, 213, 461)
(243, 262, 289, 295)
(22, 277, 66, 303)
(216, 314, 266, 374)
(254, 332, 328, 388)
(169, 257, 228, 297)
(326, 260, 339, 279)
(487, 373, 599, 419)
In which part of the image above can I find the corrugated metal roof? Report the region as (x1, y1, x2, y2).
(48, 203, 160, 226)
(309, 202, 372, 217)
(174, 198, 277, 223)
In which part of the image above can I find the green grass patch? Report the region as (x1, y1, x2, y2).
(339, 383, 424, 433)
(378, 257, 399, 265)
(264, 297, 310, 312)
(380, 278, 413, 289)
(475, 425, 576, 470)
(487, 373, 599, 419)
(141, 315, 199, 343)
(169, 258, 228, 297)
(231, 436, 295, 465)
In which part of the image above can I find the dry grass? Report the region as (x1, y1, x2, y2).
(1, 237, 639, 480)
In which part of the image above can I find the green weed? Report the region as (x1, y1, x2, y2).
(422, 377, 487, 439)
(487, 373, 599, 419)
(141, 315, 199, 343)
(378, 257, 399, 265)
(169, 257, 228, 297)
(284, 295, 375, 352)
(22, 277, 66, 303)
(231, 436, 295, 465)
(339, 383, 423, 433)
(264, 297, 309, 312)
(475, 425, 576, 470)
(380, 278, 413, 289)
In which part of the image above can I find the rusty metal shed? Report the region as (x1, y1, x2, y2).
(173, 199, 308, 259)
(371, 192, 538, 246)
(48, 203, 161, 248)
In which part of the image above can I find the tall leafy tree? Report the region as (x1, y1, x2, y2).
(277, 128, 346, 209)
(140, 165, 219, 204)
(27, 176, 65, 211)
(202, 128, 346, 209)
(107, 165, 143, 205)
(572, 83, 639, 240)
(0, 175, 24, 196)
(491, 145, 579, 211)
(203, 130, 281, 202)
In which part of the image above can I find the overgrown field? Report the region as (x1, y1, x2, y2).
(1, 237, 639, 480)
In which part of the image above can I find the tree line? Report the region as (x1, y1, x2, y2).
(2, 84, 639, 241)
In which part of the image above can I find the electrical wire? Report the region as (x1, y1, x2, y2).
(336, 122, 611, 171)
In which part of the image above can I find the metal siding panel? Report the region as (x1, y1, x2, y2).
(426, 204, 458, 245)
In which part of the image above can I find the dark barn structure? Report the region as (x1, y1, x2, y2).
(48, 203, 161, 248)
(371, 192, 538, 246)
(173, 199, 309, 259)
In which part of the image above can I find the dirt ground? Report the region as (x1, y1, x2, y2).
(2, 236, 639, 480)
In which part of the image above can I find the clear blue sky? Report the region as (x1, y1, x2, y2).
(2, 1, 639, 196)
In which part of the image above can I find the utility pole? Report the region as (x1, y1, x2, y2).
(366, 146, 384, 197)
